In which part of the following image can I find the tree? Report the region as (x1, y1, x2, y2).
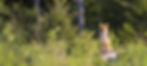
(77, 0, 85, 34)
(34, 0, 41, 42)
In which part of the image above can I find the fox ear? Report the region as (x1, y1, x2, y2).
(99, 22, 109, 28)
(104, 23, 109, 27)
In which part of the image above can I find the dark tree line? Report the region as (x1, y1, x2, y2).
(0, 0, 147, 42)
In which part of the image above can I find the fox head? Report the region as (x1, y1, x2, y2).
(99, 23, 109, 31)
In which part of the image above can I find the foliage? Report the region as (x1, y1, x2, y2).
(0, 30, 147, 66)
(0, 0, 147, 66)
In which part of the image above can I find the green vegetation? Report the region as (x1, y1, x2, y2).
(0, 31, 147, 66)
(0, 0, 147, 66)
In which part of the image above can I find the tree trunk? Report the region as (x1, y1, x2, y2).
(34, 0, 41, 42)
(77, 0, 85, 34)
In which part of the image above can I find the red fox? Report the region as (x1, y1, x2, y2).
(99, 23, 117, 61)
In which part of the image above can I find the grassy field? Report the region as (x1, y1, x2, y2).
(0, 30, 147, 66)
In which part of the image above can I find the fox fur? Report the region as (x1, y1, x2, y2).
(99, 23, 117, 61)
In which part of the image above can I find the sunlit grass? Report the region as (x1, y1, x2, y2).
(0, 31, 147, 66)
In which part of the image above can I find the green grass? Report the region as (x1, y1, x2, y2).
(0, 31, 147, 66)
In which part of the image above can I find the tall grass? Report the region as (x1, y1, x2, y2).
(0, 30, 147, 66)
